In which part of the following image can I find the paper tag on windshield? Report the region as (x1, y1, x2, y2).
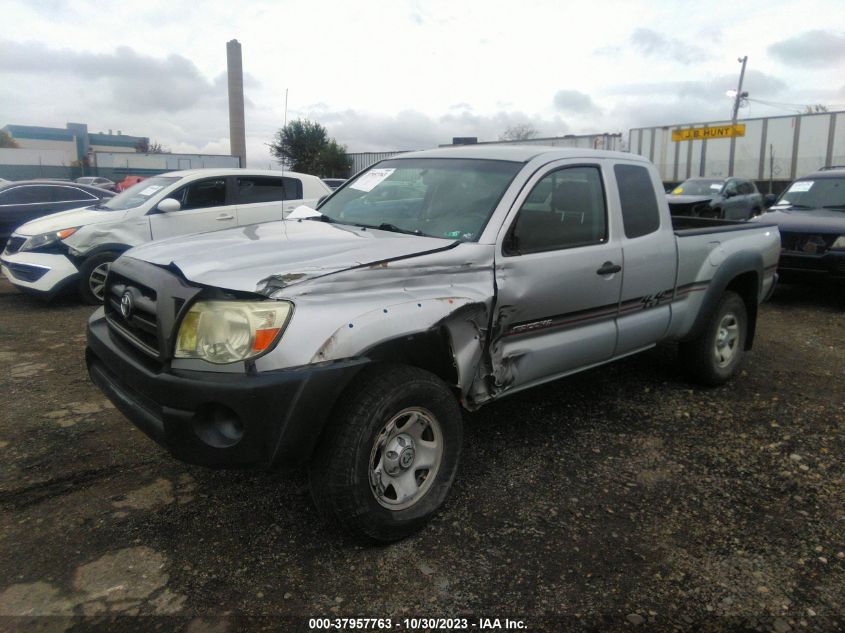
(788, 181, 813, 192)
(349, 168, 395, 192)
(139, 185, 163, 196)
(710, 183, 722, 190)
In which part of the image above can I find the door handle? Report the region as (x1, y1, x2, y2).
(216, 213, 235, 221)
(596, 261, 622, 275)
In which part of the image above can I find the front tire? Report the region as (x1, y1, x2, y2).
(680, 291, 747, 386)
(308, 365, 463, 543)
(78, 252, 117, 305)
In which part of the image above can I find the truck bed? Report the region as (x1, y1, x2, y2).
(672, 215, 777, 236)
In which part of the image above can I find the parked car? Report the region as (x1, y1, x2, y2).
(1, 169, 331, 303)
(0, 180, 114, 250)
(751, 167, 845, 282)
(115, 175, 146, 192)
(667, 177, 765, 220)
(322, 178, 346, 190)
(85, 146, 780, 542)
(76, 176, 117, 192)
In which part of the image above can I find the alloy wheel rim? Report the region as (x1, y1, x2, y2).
(714, 313, 739, 367)
(89, 262, 111, 301)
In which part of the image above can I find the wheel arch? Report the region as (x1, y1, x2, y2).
(683, 251, 762, 350)
(362, 328, 460, 390)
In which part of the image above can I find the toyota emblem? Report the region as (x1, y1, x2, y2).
(120, 291, 133, 319)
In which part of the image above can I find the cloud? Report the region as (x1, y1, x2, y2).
(768, 30, 845, 67)
(293, 107, 570, 152)
(629, 28, 711, 65)
(553, 90, 600, 114)
(607, 70, 786, 100)
(603, 70, 788, 128)
(0, 40, 238, 113)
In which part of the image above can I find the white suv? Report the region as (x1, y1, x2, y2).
(1, 169, 331, 303)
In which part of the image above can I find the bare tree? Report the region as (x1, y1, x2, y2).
(134, 138, 170, 153)
(804, 104, 829, 113)
(500, 124, 539, 141)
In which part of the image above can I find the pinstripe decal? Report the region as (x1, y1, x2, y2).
(504, 281, 711, 337)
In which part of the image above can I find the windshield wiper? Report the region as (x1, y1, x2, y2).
(303, 213, 337, 223)
(352, 222, 424, 236)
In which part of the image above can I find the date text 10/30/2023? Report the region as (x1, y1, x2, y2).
(308, 617, 527, 630)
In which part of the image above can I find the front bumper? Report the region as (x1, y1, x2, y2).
(86, 309, 368, 469)
(778, 250, 845, 280)
(0, 250, 80, 298)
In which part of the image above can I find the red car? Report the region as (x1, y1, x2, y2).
(115, 175, 146, 192)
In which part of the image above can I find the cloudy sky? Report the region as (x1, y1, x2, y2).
(2, 0, 844, 167)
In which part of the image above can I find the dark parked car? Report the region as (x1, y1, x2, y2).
(667, 177, 765, 220)
(0, 180, 114, 248)
(76, 176, 117, 192)
(752, 167, 845, 282)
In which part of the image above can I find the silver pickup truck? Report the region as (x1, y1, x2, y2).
(86, 146, 780, 542)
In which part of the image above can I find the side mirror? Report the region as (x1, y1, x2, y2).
(157, 198, 181, 213)
(763, 193, 777, 208)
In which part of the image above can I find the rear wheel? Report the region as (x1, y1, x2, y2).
(680, 291, 747, 386)
(308, 365, 463, 543)
(78, 252, 117, 305)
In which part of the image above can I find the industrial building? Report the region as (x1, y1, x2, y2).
(2, 122, 147, 165)
(345, 133, 625, 176)
(0, 122, 239, 181)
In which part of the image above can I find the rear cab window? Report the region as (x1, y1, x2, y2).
(614, 164, 661, 238)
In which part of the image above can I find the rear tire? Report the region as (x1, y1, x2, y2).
(680, 291, 747, 386)
(78, 252, 117, 305)
(308, 364, 463, 543)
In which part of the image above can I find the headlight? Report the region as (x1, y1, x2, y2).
(174, 300, 292, 364)
(831, 236, 845, 250)
(20, 227, 78, 252)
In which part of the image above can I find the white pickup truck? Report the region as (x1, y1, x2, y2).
(1, 169, 330, 303)
(85, 146, 780, 542)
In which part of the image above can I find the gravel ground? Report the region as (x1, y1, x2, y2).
(0, 276, 843, 633)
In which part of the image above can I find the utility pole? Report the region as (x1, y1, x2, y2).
(728, 56, 748, 176)
(731, 56, 748, 124)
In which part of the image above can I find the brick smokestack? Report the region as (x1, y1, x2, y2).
(226, 39, 247, 167)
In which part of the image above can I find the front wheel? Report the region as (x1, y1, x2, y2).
(679, 290, 747, 386)
(308, 365, 463, 543)
(78, 252, 118, 305)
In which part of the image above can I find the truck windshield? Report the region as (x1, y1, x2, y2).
(317, 158, 522, 240)
(774, 177, 845, 210)
(98, 176, 180, 211)
(671, 179, 723, 195)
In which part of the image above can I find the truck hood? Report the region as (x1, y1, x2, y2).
(125, 219, 457, 294)
(15, 205, 127, 236)
(756, 208, 845, 233)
